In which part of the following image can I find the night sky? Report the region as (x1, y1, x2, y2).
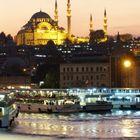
(0, 0, 140, 37)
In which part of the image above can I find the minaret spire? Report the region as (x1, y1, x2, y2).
(117, 32, 121, 43)
(90, 14, 93, 32)
(104, 9, 107, 41)
(67, 0, 71, 39)
(54, 0, 58, 26)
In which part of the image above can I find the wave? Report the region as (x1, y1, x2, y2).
(2, 132, 140, 140)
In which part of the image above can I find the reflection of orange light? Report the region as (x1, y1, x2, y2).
(124, 60, 131, 68)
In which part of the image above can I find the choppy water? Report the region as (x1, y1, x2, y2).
(1, 110, 140, 139)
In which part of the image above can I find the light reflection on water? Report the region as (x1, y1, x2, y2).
(1, 110, 140, 139)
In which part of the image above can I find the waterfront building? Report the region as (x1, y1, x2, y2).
(60, 55, 111, 88)
(110, 53, 137, 88)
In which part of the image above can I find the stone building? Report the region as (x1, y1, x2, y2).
(60, 55, 111, 88)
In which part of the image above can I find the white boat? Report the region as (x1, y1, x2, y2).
(0, 91, 18, 128)
(83, 100, 113, 112)
(16, 94, 81, 113)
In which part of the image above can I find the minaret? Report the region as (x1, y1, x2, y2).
(54, 0, 58, 26)
(67, 0, 71, 39)
(104, 9, 107, 40)
(90, 14, 93, 32)
(117, 32, 121, 43)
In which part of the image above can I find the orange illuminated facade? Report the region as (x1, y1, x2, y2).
(16, 0, 106, 46)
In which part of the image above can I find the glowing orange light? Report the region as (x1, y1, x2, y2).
(123, 60, 131, 68)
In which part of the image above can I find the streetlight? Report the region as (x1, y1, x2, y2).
(23, 68, 27, 88)
(123, 60, 132, 88)
(123, 60, 131, 68)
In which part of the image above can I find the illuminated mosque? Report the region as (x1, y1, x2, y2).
(16, 0, 107, 46)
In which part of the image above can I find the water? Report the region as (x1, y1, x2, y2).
(1, 110, 140, 140)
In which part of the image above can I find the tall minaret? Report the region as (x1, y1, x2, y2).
(104, 9, 107, 40)
(90, 14, 93, 32)
(54, 0, 58, 26)
(67, 0, 71, 39)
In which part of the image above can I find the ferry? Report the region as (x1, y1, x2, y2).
(83, 95, 113, 112)
(83, 100, 113, 112)
(15, 91, 81, 113)
(131, 103, 140, 110)
(0, 91, 18, 128)
(120, 103, 140, 110)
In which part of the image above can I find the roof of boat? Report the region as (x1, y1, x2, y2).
(0, 91, 11, 95)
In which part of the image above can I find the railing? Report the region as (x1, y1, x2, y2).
(0, 101, 15, 107)
(0, 102, 7, 107)
(11, 88, 140, 95)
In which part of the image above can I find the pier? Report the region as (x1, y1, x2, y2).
(10, 88, 140, 109)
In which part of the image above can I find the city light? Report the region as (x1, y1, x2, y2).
(23, 68, 27, 72)
(123, 60, 131, 68)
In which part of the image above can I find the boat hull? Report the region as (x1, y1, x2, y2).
(131, 103, 140, 110)
(0, 108, 18, 128)
(83, 103, 113, 112)
(16, 103, 81, 113)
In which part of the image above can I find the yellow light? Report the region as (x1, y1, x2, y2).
(37, 29, 44, 33)
(124, 60, 131, 68)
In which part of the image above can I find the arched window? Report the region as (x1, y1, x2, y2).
(101, 74, 106, 80)
(96, 67, 99, 72)
(100, 67, 102, 72)
(96, 75, 99, 80)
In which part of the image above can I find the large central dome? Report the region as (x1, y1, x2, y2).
(31, 11, 51, 19)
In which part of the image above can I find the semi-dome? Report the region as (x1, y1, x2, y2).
(31, 11, 51, 19)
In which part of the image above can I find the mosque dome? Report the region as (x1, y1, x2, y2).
(31, 11, 51, 20)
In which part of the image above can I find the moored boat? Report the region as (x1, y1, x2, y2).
(15, 92, 81, 113)
(0, 91, 18, 128)
(83, 100, 113, 112)
(130, 103, 140, 110)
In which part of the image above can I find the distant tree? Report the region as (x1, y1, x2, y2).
(64, 38, 73, 46)
(2, 63, 23, 76)
(6, 34, 13, 40)
(0, 32, 6, 45)
(6, 34, 13, 42)
(32, 63, 60, 88)
(46, 40, 64, 63)
(0, 32, 14, 46)
(90, 30, 105, 44)
(119, 34, 133, 42)
(108, 36, 115, 43)
(41, 71, 59, 88)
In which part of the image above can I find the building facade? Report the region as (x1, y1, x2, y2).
(60, 62, 111, 88)
(16, 0, 107, 46)
(16, 11, 67, 46)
